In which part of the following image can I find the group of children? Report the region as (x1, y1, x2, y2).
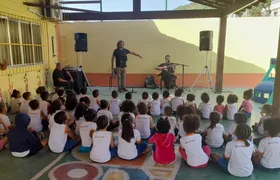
(0, 86, 279, 178)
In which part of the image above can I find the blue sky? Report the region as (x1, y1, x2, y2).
(65, 0, 190, 12)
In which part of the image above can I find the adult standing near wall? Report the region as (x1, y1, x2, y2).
(111, 40, 142, 92)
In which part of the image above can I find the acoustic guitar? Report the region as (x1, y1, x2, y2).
(155, 64, 178, 76)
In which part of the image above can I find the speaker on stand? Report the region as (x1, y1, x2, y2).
(190, 30, 214, 91)
(74, 33, 92, 91)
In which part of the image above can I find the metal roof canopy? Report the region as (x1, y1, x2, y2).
(59, 0, 266, 21)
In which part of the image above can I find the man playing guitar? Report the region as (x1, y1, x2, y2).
(156, 55, 178, 89)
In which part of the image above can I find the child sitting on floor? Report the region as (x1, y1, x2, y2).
(79, 108, 97, 152)
(28, 99, 48, 132)
(138, 91, 150, 106)
(109, 90, 121, 119)
(8, 113, 48, 157)
(124, 92, 139, 116)
(0, 102, 11, 133)
(171, 88, 184, 113)
(197, 92, 212, 120)
(214, 95, 225, 119)
(20, 92, 32, 114)
(52, 88, 65, 102)
(118, 114, 147, 160)
(11, 89, 21, 114)
(149, 92, 161, 116)
(163, 106, 177, 136)
(177, 105, 195, 138)
(118, 100, 136, 129)
(227, 112, 248, 141)
(179, 114, 211, 168)
(65, 94, 78, 125)
(90, 89, 100, 111)
(48, 99, 62, 129)
(40, 91, 50, 119)
(80, 96, 91, 107)
(135, 103, 154, 140)
(252, 104, 272, 135)
(35, 86, 46, 101)
(224, 94, 238, 121)
(203, 111, 224, 148)
(212, 124, 253, 177)
(185, 93, 196, 110)
(160, 90, 171, 115)
(74, 102, 88, 135)
(90, 115, 117, 163)
(239, 89, 253, 119)
(49, 111, 79, 153)
(252, 118, 280, 172)
(149, 118, 176, 165)
(76, 87, 89, 102)
(97, 100, 118, 131)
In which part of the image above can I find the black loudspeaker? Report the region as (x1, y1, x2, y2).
(199, 31, 213, 51)
(75, 33, 88, 52)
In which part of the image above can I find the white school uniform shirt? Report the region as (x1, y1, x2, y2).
(34, 94, 42, 101)
(226, 103, 238, 120)
(97, 109, 113, 121)
(109, 98, 121, 115)
(138, 99, 150, 106)
(185, 101, 196, 109)
(135, 114, 151, 139)
(198, 102, 212, 119)
(228, 122, 238, 141)
(80, 121, 97, 147)
(258, 115, 271, 135)
(178, 120, 185, 137)
(90, 131, 112, 163)
(40, 100, 49, 117)
(118, 129, 141, 160)
(225, 141, 254, 177)
(49, 122, 68, 153)
(51, 94, 59, 102)
(11, 98, 21, 114)
(150, 99, 161, 116)
(90, 97, 100, 111)
(28, 109, 43, 132)
(160, 98, 171, 115)
(48, 110, 61, 129)
(204, 123, 224, 148)
(258, 137, 280, 169)
(75, 117, 86, 136)
(20, 100, 31, 114)
(171, 97, 184, 111)
(180, 134, 209, 167)
(0, 114, 11, 130)
(163, 116, 177, 135)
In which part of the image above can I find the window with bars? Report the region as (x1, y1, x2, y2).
(0, 17, 43, 66)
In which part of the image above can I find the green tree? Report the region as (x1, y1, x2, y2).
(247, 0, 271, 17)
(174, 2, 213, 10)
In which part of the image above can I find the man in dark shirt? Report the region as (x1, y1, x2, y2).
(111, 40, 142, 92)
(52, 63, 74, 89)
(157, 55, 177, 89)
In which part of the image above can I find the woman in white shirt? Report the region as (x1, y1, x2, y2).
(118, 114, 147, 160)
(252, 118, 280, 171)
(203, 112, 224, 148)
(149, 92, 161, 116)
(135, 103, 154, 139)
(197, 93, 212, 120)
(224, 94, 238, 120)
(212, 124, 253, 177)
(90, 115, 117, 163)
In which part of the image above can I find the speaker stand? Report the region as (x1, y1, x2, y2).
(190, 51, 214, 92)
(77, 52, 93, 91)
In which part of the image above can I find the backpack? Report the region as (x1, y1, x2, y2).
(144, 75, 158, 89)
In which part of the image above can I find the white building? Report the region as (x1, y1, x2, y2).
(270, 0, 280, 16)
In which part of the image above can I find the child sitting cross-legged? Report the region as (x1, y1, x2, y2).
(97, 100, 119, 131)
(109, 90, 121, 119)
(160, 90, 171, 115)
(214, 95, 225, 119)
(203, 111, 224, 148)
(20, 92, 32, 114)
(177, 105, 195, 138)
(90, 89, 100, 112)
(163, 106, 177, 136)
(227, 112, 248, 142)
(90, 115, 118, 163)
(8, 113, 48, 157)
(49, 111, 79, 153)
(118, 100, 136, 130)
(11, 89, 21, 114)
(52, 88, 65, 102)
(171, 88, 184, 113)
(138, 91, 150, 106)
(252, 118, 280, 172)
(197, 92, 212, 120)
(28, 99, 48, 132)
(179, 114, 211, 168)
(39, 91, 50, 119)
(0, 102, 11, 133)
(149, 92, 161, 116)
(48, 99, 62, 129)
(239, 89, 253, 119)
(35, 86, 46, 101)
(135, 103, 154, 140)
(74, 102, 88, 136)
(76, 87, 89, 102)
(149, 118, 176, 165)
(211, 124, 253, 177)
(185, 93, 197, 111)
(118, 114, 148, 160)
(252, 104, 272, 135)
(79, 108, 97, 153)
(80, 96, 91, 107)
(0, 117, 9, 151)
(224, 94, 238, 120)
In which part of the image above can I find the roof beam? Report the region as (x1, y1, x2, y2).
(63, 10, 223, 21)
(223, 0, 259, 15)
(60, 1, 101, 4)
(188, 0, 222, 9)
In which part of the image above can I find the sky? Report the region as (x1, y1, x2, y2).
(64, 0, 191, 12)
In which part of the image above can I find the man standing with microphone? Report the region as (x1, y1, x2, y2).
(111, 40, 142, 92)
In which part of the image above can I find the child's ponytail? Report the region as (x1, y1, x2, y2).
(121, 113, 134, 143)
